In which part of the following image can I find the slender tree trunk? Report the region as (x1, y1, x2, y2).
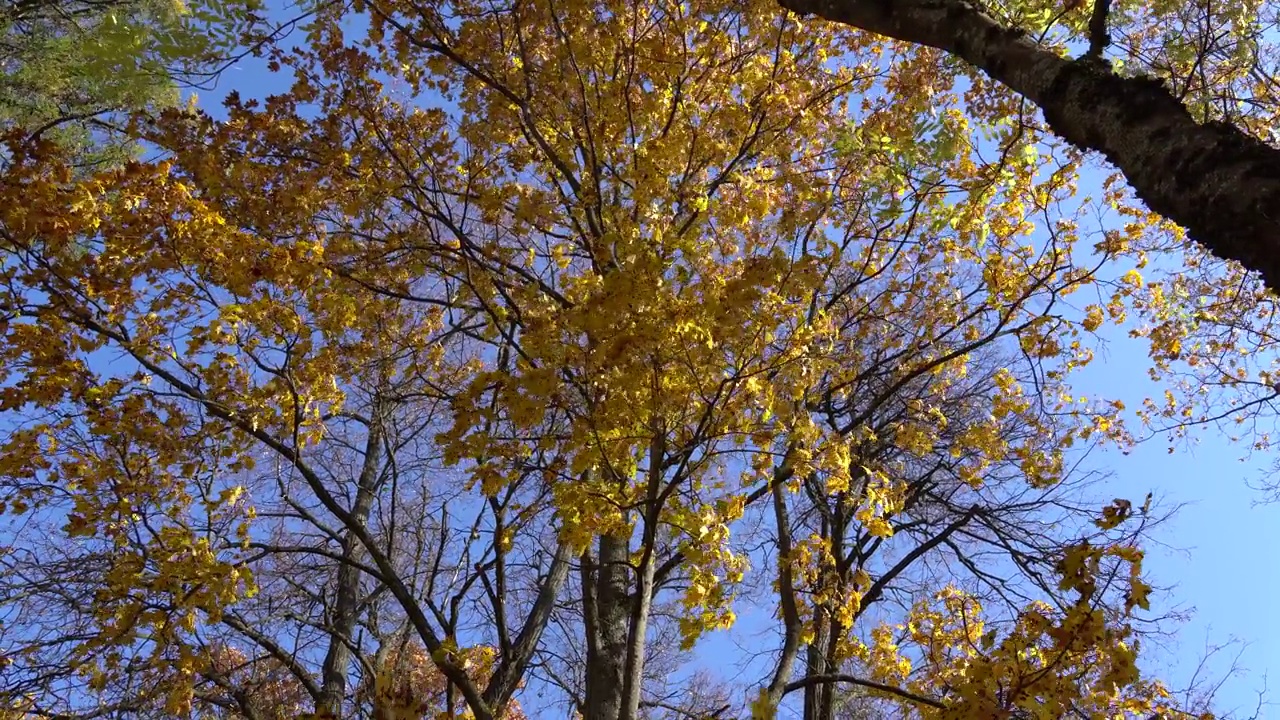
(762, 479, 804, 715)
(619, 533, 655, 720)
(317, 414, 384, 716)
(482, 541, 573, 713)
(781, 0, 1280, 294)
(616, 431, 667, 720)
(318, 537, 362, 715)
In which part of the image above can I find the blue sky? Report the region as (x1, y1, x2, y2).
(181, 6, 1280, 717)
(1073, 326, 1280, 717)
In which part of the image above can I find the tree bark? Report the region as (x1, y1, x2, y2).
(482, 539, 573, 713)
(762, 479, 803, 715)
(583, 534, 632, 720)
(803, 616, 833, 720)
(780, 0, 1280, 294)
(318, 414, 384, 715)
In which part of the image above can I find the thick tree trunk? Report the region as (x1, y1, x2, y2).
(781, 0, 1280, 294)
(804, 482, 841, 720)
(583, 534, 632, 720)
(803, 612, 833, 720)
(582, 430, 670, 720)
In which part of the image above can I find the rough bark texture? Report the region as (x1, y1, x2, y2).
(780, 0, 1280, 293)
(583, 534, 632, 720)
(803, 619, 834, 720)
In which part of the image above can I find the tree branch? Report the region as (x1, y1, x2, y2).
(781, 0, 1280, 294)
(783, 674, 947, 709)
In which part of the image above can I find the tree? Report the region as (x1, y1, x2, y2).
(1, 0, 282, 170)
(0, 0, 1251, 717)
(778, 0, 1280, 295)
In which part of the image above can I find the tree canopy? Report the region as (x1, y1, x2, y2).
(0, 0, 1275, 718)
(783, 0, 1280, 295)
(1, 0, 269, 168)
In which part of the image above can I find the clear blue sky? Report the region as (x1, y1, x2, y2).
(1073, 326, 1280, 717)
(188, 8, 1280, 717)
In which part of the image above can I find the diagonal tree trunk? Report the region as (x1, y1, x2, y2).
(316, 407, 384, 712)
(780, 0, 1280, 294)
(317, 409, 385, 716)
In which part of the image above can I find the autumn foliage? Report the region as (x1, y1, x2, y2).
(0, 0, 1265, 717)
